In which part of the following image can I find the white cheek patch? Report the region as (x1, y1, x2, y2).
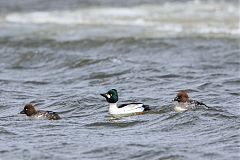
(106, 94, 111, 98)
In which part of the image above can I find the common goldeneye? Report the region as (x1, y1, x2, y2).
(100, 89, 150, 117)
(20, 104, 61, 120)
(173, 90, 208, 112)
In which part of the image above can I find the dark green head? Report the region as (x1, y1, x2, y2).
(100, 89, 118, 103)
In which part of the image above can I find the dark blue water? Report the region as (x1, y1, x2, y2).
(0, 0, 239, 160)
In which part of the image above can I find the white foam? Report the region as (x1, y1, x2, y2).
(3, 1, 240, 37)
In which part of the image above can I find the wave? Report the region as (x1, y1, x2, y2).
(2, 1, 239, 38)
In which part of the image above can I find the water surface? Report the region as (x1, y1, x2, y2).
(0, 0, 239, 160)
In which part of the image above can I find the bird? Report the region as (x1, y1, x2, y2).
(20, 103, 61, 120)
(173, 90, 208, 112)
(100, 89, 150, 117)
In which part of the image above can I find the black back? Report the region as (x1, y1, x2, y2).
(118, 103, 151, 111)
(118, 103, 143, 108)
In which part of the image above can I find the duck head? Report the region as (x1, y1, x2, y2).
(174, 91, 189, 103)
(20, 104, 37, 116)
(100, 89, 118, 103)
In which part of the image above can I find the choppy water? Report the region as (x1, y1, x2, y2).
(0, 0, 239, 160)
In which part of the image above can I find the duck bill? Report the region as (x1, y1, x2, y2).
(173, 97, 179, 102)
(20, 110, 25, 114)
(100, 93, 108, 99)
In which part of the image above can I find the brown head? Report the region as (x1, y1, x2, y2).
(174, 91, 189, 103)
(20, 104, 37, 116)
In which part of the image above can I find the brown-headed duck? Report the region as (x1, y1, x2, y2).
(20, 104, 61, 120)
(173, 91, 208, 112)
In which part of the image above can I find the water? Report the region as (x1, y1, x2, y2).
(0, 0, 239, 160)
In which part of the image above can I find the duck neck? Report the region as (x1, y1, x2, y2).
(108, 103, 118, 114)
(109, 103, 118, 108)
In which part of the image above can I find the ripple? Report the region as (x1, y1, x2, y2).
(69, 58, 106, 69)
(23, 81, 49, 85)
(223, 79, 240, 85)
(88, 70, 130, 80)
(0, 127, 17, 136)
(202, 112, 239, 120)
(156, 74, 180, 78)
(85, 120, 146, 128)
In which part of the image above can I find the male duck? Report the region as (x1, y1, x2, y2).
(100, 89, 150, 117)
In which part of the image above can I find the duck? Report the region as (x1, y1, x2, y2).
(173, 90, 208, 112)
(20, 104, 61, 120)
(100, 89, 150, 117)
